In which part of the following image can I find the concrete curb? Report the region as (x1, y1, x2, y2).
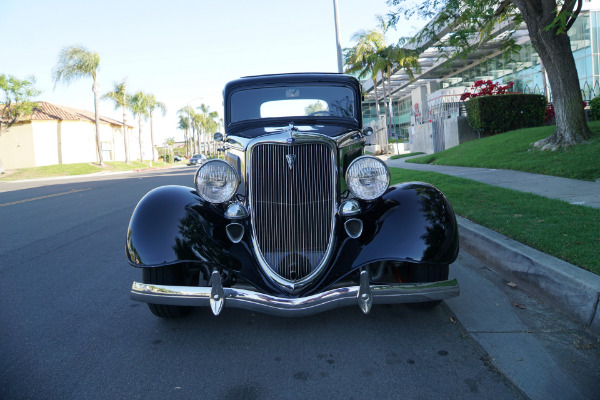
(457, 215, 600, 333)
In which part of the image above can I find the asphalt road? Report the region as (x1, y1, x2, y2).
(0, 168, 590, 399)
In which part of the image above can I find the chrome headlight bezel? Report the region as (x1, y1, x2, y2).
(194, 159, 240, 204)
(345, 155, 390, 200)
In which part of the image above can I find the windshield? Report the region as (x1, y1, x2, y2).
(229, 85, 356, 123)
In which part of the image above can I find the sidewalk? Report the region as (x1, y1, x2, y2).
(381, 154, 600, 333)
(382, 154, 600, 208)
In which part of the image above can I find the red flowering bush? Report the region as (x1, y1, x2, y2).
(460, 80, 515, 101)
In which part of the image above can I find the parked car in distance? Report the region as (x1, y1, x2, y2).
(126, 73, 460, 318)
(173, 155, 182, 162)
(187, 154, 207, 166)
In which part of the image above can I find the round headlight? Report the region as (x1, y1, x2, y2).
(194, 159, 239, 203)
(345, 156, 390, 200)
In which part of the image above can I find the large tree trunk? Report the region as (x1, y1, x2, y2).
(513, 0, 590, 150)
(92, 81, 104, 166)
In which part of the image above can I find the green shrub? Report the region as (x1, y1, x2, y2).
(465, 93, 546, 135)
(589, 96, 600, 120)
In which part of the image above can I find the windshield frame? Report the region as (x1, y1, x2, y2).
(224, 75, 362, 135)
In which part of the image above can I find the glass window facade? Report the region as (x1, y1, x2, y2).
(363, 96, 412, 140)
(362, 10, 600, 130)
(438, 12, 596, 100)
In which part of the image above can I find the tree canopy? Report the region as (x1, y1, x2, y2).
(0, 74, 41, 174)
(0, 74, 41, 133)
(384, 0, 590, 149)
(145, 94, 167, 162)
(102, 80, 131, 163)
(52, 45, 105, 164)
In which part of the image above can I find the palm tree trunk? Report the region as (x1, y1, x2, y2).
(92, 80, 104, 166)
(138, 116, 143, 161)
(387, 69, 395, 136)
(197, 128, 202, 155)
(150, 111, 156, 162)
(122, 106, 129, 163)
(372, 77, 382, 121)
(191, 126, 196, 154)
(184, 129, 189, 157)
(380, 74, 391, 136)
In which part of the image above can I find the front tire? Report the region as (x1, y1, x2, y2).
(142, 265, 194, 318)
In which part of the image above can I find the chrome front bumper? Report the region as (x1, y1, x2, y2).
(131, 270, 459, 317)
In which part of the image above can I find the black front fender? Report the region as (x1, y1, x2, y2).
(126, 185, 238, 270)
(307, 182, 459, 292)
(351, 182, 459, 266)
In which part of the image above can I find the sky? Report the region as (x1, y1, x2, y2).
(1, 0, 427, 145)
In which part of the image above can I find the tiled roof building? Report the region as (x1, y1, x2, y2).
(1, 101, 139, 170)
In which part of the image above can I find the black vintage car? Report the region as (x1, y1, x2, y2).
(126, 73, 459, 318)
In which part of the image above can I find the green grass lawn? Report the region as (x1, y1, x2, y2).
(390, 168, 600, 275)
(0, 160, 182, 181)
(408, 121, 600, 181)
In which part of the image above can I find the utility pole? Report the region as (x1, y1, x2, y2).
(333, 0, 343, 73)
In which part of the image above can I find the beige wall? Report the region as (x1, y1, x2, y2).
(0, 123, 36, 169)
(111, 126, 135, 162)
(1, 119, 153, 170)
(59, 120, 98, 164)
(32, 120, 60, 166)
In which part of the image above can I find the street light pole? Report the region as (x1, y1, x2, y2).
(333, 0, 343, 73)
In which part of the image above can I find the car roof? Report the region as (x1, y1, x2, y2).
(224, 73, 360, 93)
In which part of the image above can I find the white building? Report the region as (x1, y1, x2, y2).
(0, 101, 155, 170)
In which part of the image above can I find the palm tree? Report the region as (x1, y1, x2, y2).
(129, 91, 149, 162)
(375, 44, 421, 134)
(52, 45, 103, 166)
(145, 94, 167, 163)
(102, 80, 130, 163)
(344, 29, 386, 122)
(191, 112, 204, 154)
(197, 104, 219, 155)
(177, 115, 190, 157)
(178, 105, 196, 153)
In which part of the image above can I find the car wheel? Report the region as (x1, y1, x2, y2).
(142, 265, 194, 318)
(395, 263, 449, 309)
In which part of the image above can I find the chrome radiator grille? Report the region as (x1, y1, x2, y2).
(249, 143, 335, 282)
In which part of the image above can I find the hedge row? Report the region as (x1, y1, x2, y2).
(589, 96, 600, 120)
(465, 94, 546, 135)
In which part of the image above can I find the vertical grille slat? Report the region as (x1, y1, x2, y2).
(250, 143, 335, 282)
